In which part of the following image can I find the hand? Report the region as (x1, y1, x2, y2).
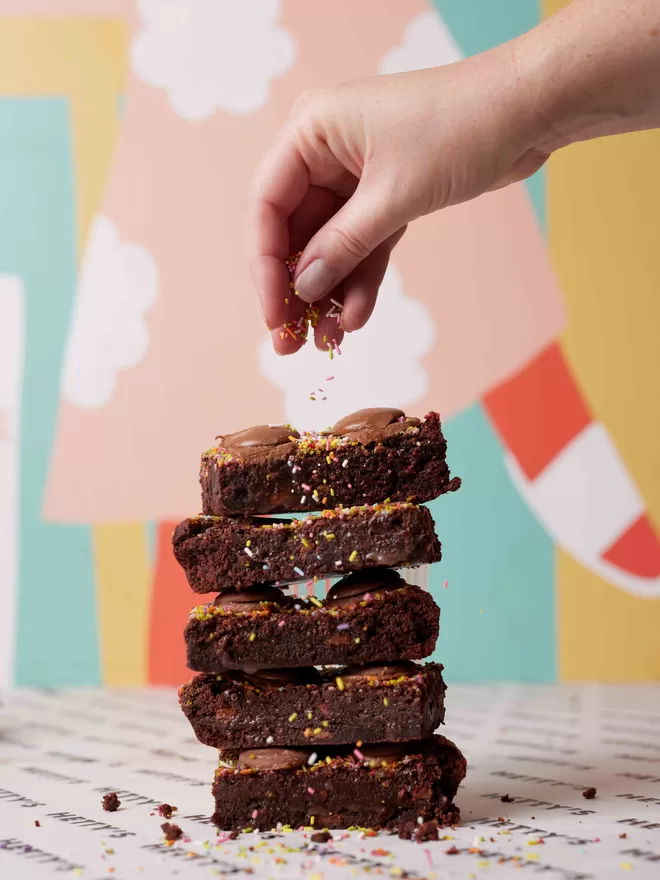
(247, 44, 548, 354)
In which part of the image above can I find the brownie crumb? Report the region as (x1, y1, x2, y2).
(311, 830, 333, 843)
(34, 820, 41, 827)
(228, 830, 239, 840)
(414, 820, 439, 842)
(161, 822, 183, 841)
(158, 803, 177, 819)
(397, 822, 414, 840)
(102, 793, 121, 812)
(500, 794, 514, 803)
(445, 845, 460, 854)
(619, 832, 627, 839)
(582, 787, 597, 800)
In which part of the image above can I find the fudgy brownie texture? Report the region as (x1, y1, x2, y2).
(179, 661, 445, 749)
(185, 572, 440, 671)
(211, 735, 465, 830)
(173, 501, 441, 593)
(200, 408, 461, 516)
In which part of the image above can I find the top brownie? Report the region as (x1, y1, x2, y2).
(200, 407, 460, 516)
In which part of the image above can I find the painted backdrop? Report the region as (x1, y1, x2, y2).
(0, 0, 658, 688)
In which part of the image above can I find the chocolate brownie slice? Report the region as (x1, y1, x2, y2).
(200, 408, 460, 516)
(211, 736, 465, 830)
(185, 572, 440, 671)
(173, 501, 441, 592)
(179, 661, 445, 749)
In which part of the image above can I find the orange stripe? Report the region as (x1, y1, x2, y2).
(483, 342, 592, 480)
(148, 522, 214, 686)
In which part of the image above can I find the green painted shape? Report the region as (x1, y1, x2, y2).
(0, 98, 99, 686)
(430, 0, 545, 226)
(428, 404, 555, 682)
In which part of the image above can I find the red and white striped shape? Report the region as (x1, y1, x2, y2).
(484, 342, 660, 598)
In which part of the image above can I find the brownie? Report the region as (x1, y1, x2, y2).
(173, 501, 441, 593)
(179, 661, 445, 749)
(211, 735, 465, 830)
(185, 572, 440, 671)
(200, 408, 460, 516)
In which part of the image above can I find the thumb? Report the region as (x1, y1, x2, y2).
(294, 181, 408, 303)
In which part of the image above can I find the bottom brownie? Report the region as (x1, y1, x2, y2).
(211, 735, 465, 831)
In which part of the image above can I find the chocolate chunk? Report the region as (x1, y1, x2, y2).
(340, 661, 418, 684)
(247, 667, 319, 687)
(311, 830, 333, 843)
(157, 803, 177, 819)
(331, 408, 404, 435)
(582, 787, 597, 800)
(34, 820, 41, 827)
(237, 747, 311, 771)
(102, 792, 121, 812)
(220, 425, 299, 457)
(214, 584, 285, 611)
(161, 822, 183, 841)
(360, 742, 416, 764)
(500, 794, 514, 803)
(326, 569, 403, 607)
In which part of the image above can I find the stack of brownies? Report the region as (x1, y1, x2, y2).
(174, 406, 467, 832)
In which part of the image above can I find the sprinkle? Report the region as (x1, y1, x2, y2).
(308, 753, 318, 766)
(443, 579, 449, 589)
(353, 748, 365, 761)
(336, 676, 345, 691)
(293, 566, 305, 577)
(249, 633, 256, 642)
(342, 459, 348, 468)
(244, 547, 254, 558)
(301, 483, 312, 492)
(313, 727, 321, 734)
(288, 713, 298, 722)
(307, 786, 315, 794)
(348, 550, 358, 563)
(251, 809, 259, 819)
(309, 596, 323, 608)
(321, 720, 329, 727)
(326, 376, 334, 381)
(266, 736, 274, 744)
(310, 816, 315, 826)
(307, 712, 313, 719)
(301, 537, 312, 549)
(383, 698, 389, 707)
(278, 620, 285, 628)
(336, 623, 350, 632)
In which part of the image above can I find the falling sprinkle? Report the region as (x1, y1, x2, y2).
(443, 580, 449, 589)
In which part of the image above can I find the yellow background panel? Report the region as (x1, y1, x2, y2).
(545, 0, 660, 679)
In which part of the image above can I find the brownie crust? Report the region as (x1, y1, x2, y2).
(179, 663, 446, 749)
(185, 581, 440, 671)
(200, 411, 460, 516)
(173, 502, 441, 593)
(211, 735, 465, 830)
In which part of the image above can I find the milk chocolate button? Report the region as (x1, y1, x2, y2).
(340, 662, 417, 683)
(238, 747, 311, 771)
(220, 424, 299, 454)
(331, 407, 405, 435)
(214, 585, 284, 611)
(327, 569, 403, 607)
(248, 667, 319, 687)
(360, 742, 415, 762)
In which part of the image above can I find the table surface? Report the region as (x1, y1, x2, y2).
(2, 683, 660, 879)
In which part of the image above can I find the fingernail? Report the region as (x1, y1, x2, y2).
(295, 259, 337, 302)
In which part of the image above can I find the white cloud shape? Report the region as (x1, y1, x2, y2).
(131, 0, 296, 120)
(259, 265, 434, 431)
(378, 10, 462, 75)
(62, 215, 158, 409)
